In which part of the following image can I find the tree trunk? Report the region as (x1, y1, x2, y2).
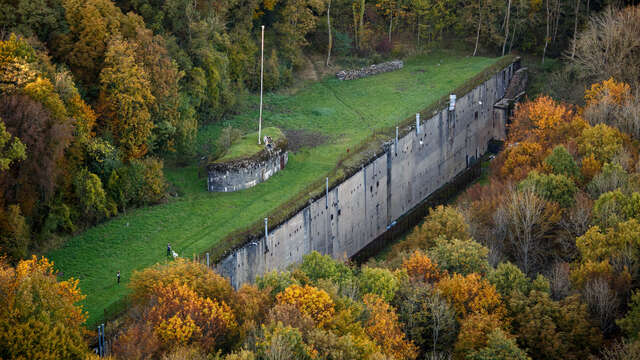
(359, 0, 365, 50)
(473, 0, 482, 56)
(388, 13, 393, 42)
(502, 0, 511, 56)
(509, 16, 517, 53)
(552, 0, 560, 43)
(571, 0, 580, 59)
(327, 0, 332, 66)
(542, 0, 550, 63)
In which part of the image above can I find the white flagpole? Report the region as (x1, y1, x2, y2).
(258, 25, 264, 144)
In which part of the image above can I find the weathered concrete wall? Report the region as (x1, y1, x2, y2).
(217, 62, 519, 288)
(207, 150, 288, 192)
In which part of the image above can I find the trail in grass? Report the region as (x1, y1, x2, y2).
(47, 51, 500, 325)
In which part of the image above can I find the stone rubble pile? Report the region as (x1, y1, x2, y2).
(336, 60, 403, 81)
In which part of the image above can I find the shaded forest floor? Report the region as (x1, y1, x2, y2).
(47, 49, 501, 325)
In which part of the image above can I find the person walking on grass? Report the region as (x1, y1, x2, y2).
(117, 271, 120, 285)
(167, 243, 172, 257)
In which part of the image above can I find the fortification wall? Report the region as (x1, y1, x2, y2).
(207, 149, 288, 192)
(216, 62, 519, 287)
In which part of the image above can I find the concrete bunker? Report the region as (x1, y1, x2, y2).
(207, 130, 288, 192)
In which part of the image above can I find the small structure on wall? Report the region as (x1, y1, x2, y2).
(207, 128, 288, 192)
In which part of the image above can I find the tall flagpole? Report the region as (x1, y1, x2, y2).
(258, 25, 264, 144)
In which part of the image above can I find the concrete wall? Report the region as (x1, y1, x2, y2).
(207, 150, 288, 192)
(216, 62, 519, 288)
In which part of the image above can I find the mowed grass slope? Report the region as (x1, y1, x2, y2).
(47, 51, 501, 325)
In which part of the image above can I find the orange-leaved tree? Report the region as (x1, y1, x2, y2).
(436, 273, 505, 320)
(402, 250, 445, 283)
(509, 96, 586, 149)
(363, 294, 418, 360)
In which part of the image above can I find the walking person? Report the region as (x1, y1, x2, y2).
(116, 271, 120, 285)
(167, 242, 171, 257)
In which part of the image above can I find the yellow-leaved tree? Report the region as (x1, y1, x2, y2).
(276, 284, 335, 327)
(0, 256, 88, 359)
(98, 37, 155, 160)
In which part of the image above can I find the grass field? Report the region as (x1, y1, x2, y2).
(215, 127, 285, 163)
(47, 50, 502, 325)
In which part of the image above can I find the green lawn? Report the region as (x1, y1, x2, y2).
(47, 50, 503, 326)
(215, 127, 285, 163)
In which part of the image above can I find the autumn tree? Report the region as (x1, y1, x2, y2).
(397, 205, 470, 252)
(519, 171, 577, 208)
(74, 168, 114, 223)
(507, 291, 602, 359)
(363, 294, 418, 360)
(60, 0, 124, 86)
(571, 6, 640, 89)
(577, 219, 640, 278)
(591, 190, 640, 229)
(0, 256, 88, 359)
(508, 96, 585, 149)
(276, 284, 335, 327)
(394, 282, 457, 358)
(587, 162, 630, 199)
(436, 273, 505, 320)
(577, 123, 625, 164)
(468, 328, 531, 360)
(146, 281, 238, 352)
(544, 145, 580, 181)
(501, 187, 561, 275)
(402, 250, 444, 283)
(617, 290, 640, 339)
(487, 261, 532, 298)
(299, 250, 354, 286)
(358, 265, 400, 302)
(452, 313, 504, 359)
(0, 94, 73, 216)
(258, 322, 314, 360)
(98, 37, 155, 160)
(428, 237, 491, 276)
(500, 142, 545, 181)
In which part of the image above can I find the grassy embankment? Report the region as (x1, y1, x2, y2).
(214, 127, 285, 163)
(47, 51, 505, 325)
